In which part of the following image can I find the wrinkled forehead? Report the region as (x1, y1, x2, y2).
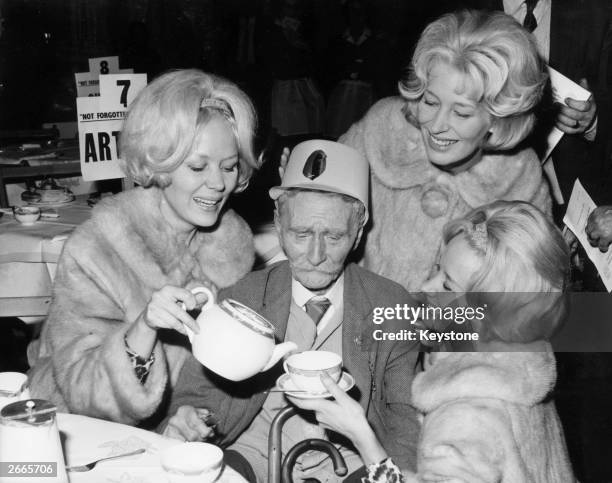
(279, 190, 357, 225)
(426, 57, 486, 103)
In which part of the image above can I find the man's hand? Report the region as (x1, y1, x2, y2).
(555, 78, 597, 136)
(586, 205, 612, 253)
(163, 406, 216, 442)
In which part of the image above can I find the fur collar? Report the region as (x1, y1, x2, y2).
(87, 186, 254, 289)
(412, 342, 556, 413)
(356, 98, 543, 207)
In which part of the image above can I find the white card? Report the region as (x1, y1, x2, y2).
(563, 179, 612, 292)
(542, 67, 591, 163)
(75, 72, 100, 98)
(88, 56, 120, 76)
(99, 74, 147, 111)
(77, 96, 125, 181)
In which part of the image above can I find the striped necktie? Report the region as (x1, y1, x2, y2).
(523, 0, 539, 32)
(304, 297, 331, 327)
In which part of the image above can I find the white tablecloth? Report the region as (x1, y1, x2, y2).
(57, 413, 246, 483)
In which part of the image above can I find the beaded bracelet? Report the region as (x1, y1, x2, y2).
(124, 334, 155, 385)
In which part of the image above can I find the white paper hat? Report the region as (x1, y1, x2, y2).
(269, 140, 369, 221)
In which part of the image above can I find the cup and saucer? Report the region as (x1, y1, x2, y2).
(275, 351, 355, 399)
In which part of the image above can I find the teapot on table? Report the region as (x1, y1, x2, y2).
(184, 287, 297, 381)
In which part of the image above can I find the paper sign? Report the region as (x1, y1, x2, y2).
(563, 179, 612, 292)
(99, 74, 147, 112)
(88, 56, 120, 76)
(75, 72, 101, 98)
(77, 73, 147, 181)
(542, 67, 591, 162)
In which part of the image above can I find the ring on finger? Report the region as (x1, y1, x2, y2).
(574, 120, 580, 128)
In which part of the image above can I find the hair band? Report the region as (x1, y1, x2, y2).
(200, 98, 234, 120)
(467, 211, 488, 253)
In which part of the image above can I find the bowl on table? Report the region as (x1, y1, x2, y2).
(160, 442, 223, 483)
(12, 206, 41, 225)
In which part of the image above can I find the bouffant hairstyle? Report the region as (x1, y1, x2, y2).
(443, 201, 570, 343)
(119, 69, 258, 189)
(400, 10, 547, 151)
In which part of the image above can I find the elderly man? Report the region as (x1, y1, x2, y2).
(160, 140, 419, 482)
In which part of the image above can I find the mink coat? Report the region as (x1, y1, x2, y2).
(405, 347, 575, 482)
(339, 97, 552, 291)
(27, 187, 254, 426)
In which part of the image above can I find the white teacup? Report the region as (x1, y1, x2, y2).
(160, 442, 223, 483)
(183, 287, 296, 381)
(0, 372, 30, 410)
(283, 351, 342, 394)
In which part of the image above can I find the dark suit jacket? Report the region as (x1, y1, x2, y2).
(466, 0, 611, 205)
(160, 261, 420, 470)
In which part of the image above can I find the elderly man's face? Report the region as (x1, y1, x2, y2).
(276, 191, 362, 294)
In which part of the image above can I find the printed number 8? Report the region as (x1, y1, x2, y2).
(100, 60, 109, 74)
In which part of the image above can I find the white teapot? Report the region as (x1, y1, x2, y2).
(184, 287, 297, 381)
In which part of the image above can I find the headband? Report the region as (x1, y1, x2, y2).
(200, 98, 234, 121)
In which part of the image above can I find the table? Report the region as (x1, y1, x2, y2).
(57, 413, 246, 483)
(0, 198, 92, 319)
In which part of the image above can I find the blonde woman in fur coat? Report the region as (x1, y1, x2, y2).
(28, 70, 258, 426)
(290, 201, 575, 482)
(337, 10, 552, 291)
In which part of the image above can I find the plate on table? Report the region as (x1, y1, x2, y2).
(28, 195, 76, 207)
(275, 371, 355, 399)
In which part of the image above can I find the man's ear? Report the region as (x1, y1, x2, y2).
(273, 202, 281, 233)
(353, 225, 364, 250)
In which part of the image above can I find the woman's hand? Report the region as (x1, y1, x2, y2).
(586, 205, 612, 253)
(163, 406, 217, 442)
(287, 373, 388, 465)
(141, 285, 203, 336)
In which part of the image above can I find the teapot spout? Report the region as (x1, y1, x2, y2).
(262, 342, 298, 372)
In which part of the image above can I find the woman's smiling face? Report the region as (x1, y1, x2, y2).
(417, 62, 493, 173)
(160, 116, 239, 234)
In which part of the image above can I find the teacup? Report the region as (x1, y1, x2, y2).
(0, 372, 30, 410)
(160, 442, 223, 483)
(183, 287, 296, 381)
(283, 351, 342, 394)
(13, 206, 40, 225)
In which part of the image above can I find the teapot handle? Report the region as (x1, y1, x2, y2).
(180, 286, 216, 343)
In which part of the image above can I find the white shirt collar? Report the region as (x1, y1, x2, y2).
(291, 273, 344, 309)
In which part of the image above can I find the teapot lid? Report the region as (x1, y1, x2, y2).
(221, 299, 275, 339)
(1, 399, 57, 425)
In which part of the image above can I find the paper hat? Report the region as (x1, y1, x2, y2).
(269, 140, 369, 221)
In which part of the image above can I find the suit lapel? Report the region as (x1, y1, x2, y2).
(342, 264, 374, 411)
(235, 262, 293, 430)
(260, 261, 293, 343)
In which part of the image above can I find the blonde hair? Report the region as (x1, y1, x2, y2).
(443, 201, 570, 343)
(400, 10, 547, 150)
(119, 69, 259, 189)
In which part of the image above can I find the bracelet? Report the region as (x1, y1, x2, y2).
(363, 457, 404, 483)
(124, 334, 155, 385)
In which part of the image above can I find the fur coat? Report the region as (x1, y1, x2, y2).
(28, 187, 254, 426)
(339, 97, 552, 291)
(406, 347, 575, 482)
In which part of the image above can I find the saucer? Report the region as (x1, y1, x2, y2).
(276, 371, 355, 399)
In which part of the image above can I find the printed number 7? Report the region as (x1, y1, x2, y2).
(117, 79, 131, 108)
